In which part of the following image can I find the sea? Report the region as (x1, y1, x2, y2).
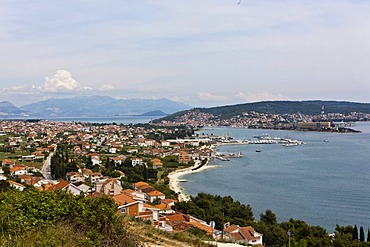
(179, 122, 370, 232)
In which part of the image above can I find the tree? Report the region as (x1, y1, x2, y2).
(142, 164, 148, 181)
(152, 197, 161, 205)
(0, 180, 10, 192)
(86, 156, 93, 169)
(0, 189, 139, 246)
(367, 229, 370, 242)
(360, 226, 364, 242)
(2, 166, 10, 175)
(110, 171, 121, 178)
(352, 225, 358, 241)
(260, 209, 277, 225)
(255, 222, 287, 247)
(174, 193, 254, 230)
(335, 224, 353, 235)
(65, 160, 78, 173)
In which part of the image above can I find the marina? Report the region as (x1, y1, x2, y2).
(215, 152, 243, 161)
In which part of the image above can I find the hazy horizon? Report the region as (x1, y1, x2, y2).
(1, 1, 370, 107)
(4, 96, 370, 110)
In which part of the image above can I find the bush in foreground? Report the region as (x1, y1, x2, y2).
(0, 188, 139, 247)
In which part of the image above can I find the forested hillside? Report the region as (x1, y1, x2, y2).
(158, 100, 370, 121)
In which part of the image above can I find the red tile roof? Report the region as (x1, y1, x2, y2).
(224, 225, 239, 233)
(147, 190, 164, 197)
(113, 193, 137, 206)
(46, 180, 69, 191)
(239, 226, 260, 241)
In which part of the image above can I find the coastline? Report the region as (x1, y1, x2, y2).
(168, 158, 220, 202)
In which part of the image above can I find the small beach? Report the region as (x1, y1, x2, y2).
(168, 159, 220, 202)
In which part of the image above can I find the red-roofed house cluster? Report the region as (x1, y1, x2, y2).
(110, 181, 263, 245)
(0, 120, 263, 245)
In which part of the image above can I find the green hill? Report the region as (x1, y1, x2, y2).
(156, 100, 370, 121)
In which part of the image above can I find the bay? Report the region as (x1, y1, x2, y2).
(180, 122, 370, 232)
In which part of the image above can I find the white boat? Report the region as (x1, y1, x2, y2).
(177, 179, 187, 182)
(228, 152, 243, 158)
(216, 156, 230, 161)
(283, 143, 299, 147)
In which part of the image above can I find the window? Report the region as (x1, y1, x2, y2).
(121, 208, 126, 213)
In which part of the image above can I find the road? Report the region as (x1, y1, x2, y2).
(41, 152, 54, 180)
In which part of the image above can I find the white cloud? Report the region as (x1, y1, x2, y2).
(197, 92, 228, 101)
(99, 83, 114, 91)
(0, 85, 37, 96)
(1, 1, 370, 105)
(41, 70, 80, 92)
(236, 92, 286, 102)
(171, 95, 192, 103)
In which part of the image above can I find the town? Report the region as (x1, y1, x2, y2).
(154, 107, 366, 132)
(0, 120, 263, 246)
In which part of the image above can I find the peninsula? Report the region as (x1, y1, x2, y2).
(153, 100, 369, 132)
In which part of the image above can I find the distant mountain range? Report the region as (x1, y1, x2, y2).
(0, 96, 191, 118)
(3, 99, 370, 120)
(157, 100, 370, 122)
(0, 101, 31, 117)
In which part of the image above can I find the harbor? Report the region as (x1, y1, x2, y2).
(179, 124, 370, 232)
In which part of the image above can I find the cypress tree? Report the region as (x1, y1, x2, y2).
(352, 225, 358, 241)
(360, 226, 365, 242)
(143, 164, 148, 181)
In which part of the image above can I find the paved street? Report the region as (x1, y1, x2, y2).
(41, 152, 54, 180)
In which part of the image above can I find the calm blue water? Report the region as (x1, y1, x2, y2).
(181, 122, 370, 232)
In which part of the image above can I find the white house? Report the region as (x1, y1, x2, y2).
(95, 178, 122, 196)
(10, 165, 28, 177)
(66, 172, 85, 183)
(146, 190, 166, 203)
(67, 182, 92, 196)
(131, 158, 144, 167)
(87, 153, 101, 166)
(89, 172, 103, 183)
(8, 180, 27, 191)
(144, 139, 155, 146)
(223, 225, 263, 246)
(161, 140, 170, 147)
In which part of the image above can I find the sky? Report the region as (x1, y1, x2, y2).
(1, 0, 370, 107)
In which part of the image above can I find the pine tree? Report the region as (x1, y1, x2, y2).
(352, 225, 358, 241)
(360, 226, 365, 242)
